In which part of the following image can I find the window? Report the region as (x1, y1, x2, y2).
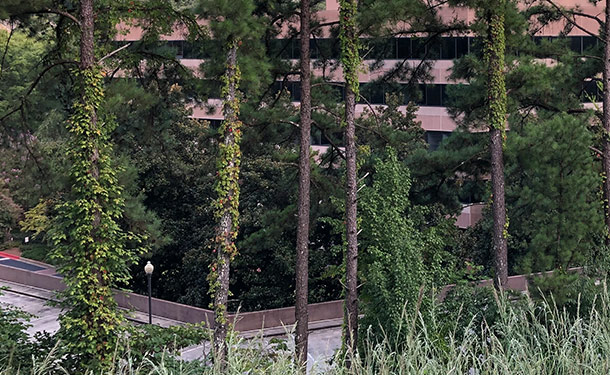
(425, 131, 451, 151)
(397, 38, 411, 59)
(411, 38, 427, 59)
(359, 83, 385, 104)
(456, 37, 469, 58)
(426, 85, 443, 106)
(167, 41, 184, 58)
(569, 36, 582, 54)
(582, 36, 598, 51)
(440, 37, 456, 59)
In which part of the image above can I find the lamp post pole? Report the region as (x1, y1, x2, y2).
(144, 261, 154, 324)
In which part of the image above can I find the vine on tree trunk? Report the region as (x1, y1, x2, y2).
(49, 67, 138, 372)
(208, 40, 242, 364)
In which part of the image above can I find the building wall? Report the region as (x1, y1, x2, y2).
(121, 0, 605, 227)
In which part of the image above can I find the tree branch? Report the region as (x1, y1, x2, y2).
(98, 42, 132, 63)
(0, 21, 15, 80)
(21, 8, 81, 27)
(546, 0, 604, 42)
(0, 60, 78, 124)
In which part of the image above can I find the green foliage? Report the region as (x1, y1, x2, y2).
(48, 68, 141, 372)
(529, 272, 601, 318)
(0, 190, 22, 243)
(507, 114, 604, 273)
(0, 294, 32, 367)
(339, 0, 361, 97)
(358, 148, 450, 346)
(19, 199, 51, 240)
(436, 284, 500, 340)
(9, 290, 610, 374)
(125, 323, 209, 362)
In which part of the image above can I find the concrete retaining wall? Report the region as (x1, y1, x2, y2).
(0, 262, 340, 330)
(0, 261, 583, 331)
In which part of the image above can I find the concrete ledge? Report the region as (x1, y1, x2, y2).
(232, 300, 343, 332)
(0, 260, 584, 332)
(0, 262, 341, 331)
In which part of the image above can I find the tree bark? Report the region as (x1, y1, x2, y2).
(80, 0, 100, 226)
(213, 43, 240, 366)
(79, 0, 94, 70)
(485, 3, 508, 288)
(344, 82, 358, 353)
(340, 0, 360, 357)
(295, 0, 312, 368)
(602, 0, 610, 245)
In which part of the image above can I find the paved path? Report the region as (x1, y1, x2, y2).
(0, 280, 341, 371)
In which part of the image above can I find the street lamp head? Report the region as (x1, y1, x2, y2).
(144, 261, 154, 275)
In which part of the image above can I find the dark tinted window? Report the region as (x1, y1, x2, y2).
(427, 39, 441, 59)
(168, 41, 184, 57)
(569, 36, 582, 53)
(582, 80, 600, 102)
(426, 85, 442, 106)
(582, 36, 598, 51)
(397, 38, 411, 59)
(441, 38, 456, 59)
(425, 131, 451, 151)
(360, 83, 385, 104)
(411, 38, 426, 59)
(456, 37, 469, 58)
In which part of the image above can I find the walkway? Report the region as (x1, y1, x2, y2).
(0, 279, 341, 370)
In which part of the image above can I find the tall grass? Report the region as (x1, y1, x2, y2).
(5, 286, 610, 374)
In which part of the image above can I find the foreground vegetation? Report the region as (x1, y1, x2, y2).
(4, 282, 610, 374)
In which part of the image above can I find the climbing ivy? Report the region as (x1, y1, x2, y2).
(339, 0, 361, 99)
(484, 4, 507, 135)
(208, 40, 243, 327)
(48, 67, 140, 372)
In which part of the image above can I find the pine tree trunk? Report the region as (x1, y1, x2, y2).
(80, 0, 103, 258)
(213, 43, 241, 366)
(295, 0, 312, 368)
(80, 0, 94, 70)
(340, 0, 360, 357)
(485, 3, 508, 288)
(602, 0, 610, 245)
(344, 83, 358, 352)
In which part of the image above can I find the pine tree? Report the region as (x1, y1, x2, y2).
(339, 0, 361, 358)
(484, 0, 508, 288)
(294, 0, 312, 368)
(508, 114, 604, 273)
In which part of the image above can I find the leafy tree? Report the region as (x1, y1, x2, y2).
(358, 148, 454, 347)
(0, 0, 204, 371)
(358, 149, 426, 346)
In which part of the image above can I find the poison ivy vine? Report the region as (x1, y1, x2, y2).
(48, 67, 140, 372)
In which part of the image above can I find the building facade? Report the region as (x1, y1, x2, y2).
(118, 0, 604, 227)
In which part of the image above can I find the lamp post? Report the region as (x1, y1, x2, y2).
(144, 261, 154, 324)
